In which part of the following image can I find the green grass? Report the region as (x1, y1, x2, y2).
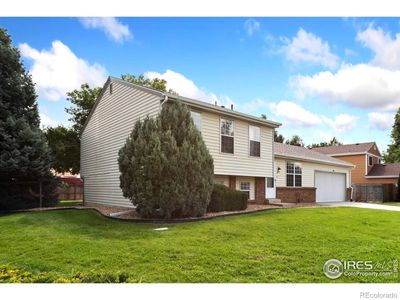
(0, 207, 399, 283)
(58, 200, 83, 207)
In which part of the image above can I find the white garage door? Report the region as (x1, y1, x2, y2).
(315, 171, 346, 203)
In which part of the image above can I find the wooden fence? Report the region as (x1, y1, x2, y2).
(57, 178, 83, 200)
(352, 184, 396, 202)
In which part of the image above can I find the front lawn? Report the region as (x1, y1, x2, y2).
(0, 207, 399, 283)
(58, 200, 83, 207)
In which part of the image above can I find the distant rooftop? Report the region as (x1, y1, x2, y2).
(367, 163, 400, 177)
(311, 142, 378, 156)
(274, 142, 354, 167)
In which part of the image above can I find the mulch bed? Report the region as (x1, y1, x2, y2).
(0, 203, 281, 223)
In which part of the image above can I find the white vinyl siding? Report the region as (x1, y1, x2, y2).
(274, 158, 351, 188)
(191, 111, 202, 132)
(81, 80, 161, 207)
(201, 111, 274, 177)
(236, 177, 255, 200)
(214, 175, 229, 187)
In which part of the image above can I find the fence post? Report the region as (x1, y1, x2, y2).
(39, 180, 43, 208)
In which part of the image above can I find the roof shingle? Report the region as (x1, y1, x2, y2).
(367, 163, 400, 177)
(274, 143, 353, 167)
(311, 142, 376, 155)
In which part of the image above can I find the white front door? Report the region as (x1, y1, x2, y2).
(266, 177, 276, 198)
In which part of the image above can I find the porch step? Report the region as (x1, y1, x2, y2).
(267, 198, 283, 206)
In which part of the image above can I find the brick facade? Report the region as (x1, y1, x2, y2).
(254, 177, 266, 204)
(276, 187, 316, 203)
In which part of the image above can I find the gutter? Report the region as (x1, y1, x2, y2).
(274, 154, 354, 168)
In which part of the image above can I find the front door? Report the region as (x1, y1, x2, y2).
(266, 177, 276, 198)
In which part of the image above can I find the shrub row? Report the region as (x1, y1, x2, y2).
(207, 184, 248, 212)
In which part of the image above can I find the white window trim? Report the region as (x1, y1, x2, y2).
(249, 125, 261, 158)
(368, 155, 373, 166)
(220, 118, 234, 154)
(286, 161, 302, 187)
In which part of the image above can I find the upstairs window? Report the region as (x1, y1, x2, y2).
(191, 111, 202, 132)
(368, 156, 373, 166)
(286, 162, 302, 187)
(220, 119, 234, 154)
(249, 125, 261, 157)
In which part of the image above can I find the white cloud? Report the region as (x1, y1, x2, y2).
(39, 112, 58, 128)
(269, 101, 323, 127)
(270, 100, 358, 134)
(321, 114, 359, 134)
(357, 25, 400, 70)
(368, 112, 394, 131)
(79, 17, 132, 43)
(19, 41, 107, 101)
(291, 63, 400, 111)
(281, 28, 339, 69)
(144, 69, 230, 105)
(244, 18, 260, 36)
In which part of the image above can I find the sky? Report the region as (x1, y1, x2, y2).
(1, 17, 399, 152)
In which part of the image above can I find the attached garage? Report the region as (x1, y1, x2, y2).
(315, 171, 346, 203)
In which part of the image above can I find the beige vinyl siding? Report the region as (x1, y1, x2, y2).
(81, 80, 161, 207)
(214, 175, 229, 187)
(198, 111, 274, 177)
(274, 158, 351, 188)
(236, 177, 255, 200)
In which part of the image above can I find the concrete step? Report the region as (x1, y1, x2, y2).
(267, 198, 283, 206)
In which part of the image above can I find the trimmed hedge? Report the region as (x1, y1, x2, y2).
(207, 184, 248, 212)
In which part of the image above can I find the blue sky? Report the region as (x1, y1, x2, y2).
(1, 17, 399, 152)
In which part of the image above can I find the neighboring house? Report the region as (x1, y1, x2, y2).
(312, 142, 399, 185)
(274, 143, 354, 203)
(80, 77, 280, 207)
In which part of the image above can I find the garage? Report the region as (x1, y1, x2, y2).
(315, 171, 346, 203)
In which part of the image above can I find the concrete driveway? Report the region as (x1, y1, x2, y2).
(318, 202, 400, 212)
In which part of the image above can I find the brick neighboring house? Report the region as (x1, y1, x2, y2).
(312, 142, 400, 201)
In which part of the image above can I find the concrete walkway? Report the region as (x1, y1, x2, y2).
(318, 201, 400, 212)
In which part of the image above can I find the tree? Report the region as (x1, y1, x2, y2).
(121, 73, 178, 94)
(274, 130, 285, 143)
(0, 28, 59, 210)
(65, 83, 102, 133)
(384, 108, 400, 163)
(285, 134, 304, 147)
(44, 126, 80, 174)
(260, 114, 267, 120)
(308, 137, 343, 149)
(397, 173, 400, 202)
(118, 101, 214, 218)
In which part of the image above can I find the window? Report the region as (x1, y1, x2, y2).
(220, 119, 234, 154)
(191, 111, 202, 132)
(267, 177, 274, 188)
(368, 155, 373, 166)
(249, 125, 261, 157)
(286, 162, 302, 187)
(378, 158, 381, 165)
(239, 182, 250, 199)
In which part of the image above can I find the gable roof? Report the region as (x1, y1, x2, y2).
(274, 142, 354, 167)
(311, 142, 381, 157)
(366, 163, 400, 178)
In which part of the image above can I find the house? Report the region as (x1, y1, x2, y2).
(80, 76, 354, 208)
(312, 142, 399, 185)
(274, 143, 354, 203)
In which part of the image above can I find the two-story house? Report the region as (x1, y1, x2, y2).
(80, 77, 354, 208)
(312, 142, 400, 185)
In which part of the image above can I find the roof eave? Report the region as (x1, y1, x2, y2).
(274, 153, 354, 168)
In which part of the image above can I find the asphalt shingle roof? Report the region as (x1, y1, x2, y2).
(367, 163, 400, 177)
(311, 142, 376, 155)
(274, 142, 353, 167)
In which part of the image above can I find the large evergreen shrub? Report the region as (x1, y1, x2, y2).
(118, 101, 214, 218)
(207, 184, 248, 212)
(0, 28, 59, 210)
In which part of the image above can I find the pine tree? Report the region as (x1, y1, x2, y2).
(118, 101, 214, 218)
(384, 108, 400, 163)
(0, 28, 59, 210)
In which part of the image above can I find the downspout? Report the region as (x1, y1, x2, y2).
(161, 94, 169, 107)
